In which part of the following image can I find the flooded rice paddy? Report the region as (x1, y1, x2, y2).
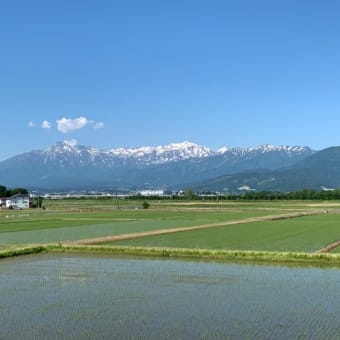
(0, 254, 339, 339)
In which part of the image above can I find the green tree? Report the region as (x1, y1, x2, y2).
(34, 196, 44, 208)
(7, 188, 28, 196)
(183, 188, 194, 200)
(0, 185, 7, 196)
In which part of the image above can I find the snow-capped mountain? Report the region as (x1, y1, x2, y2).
(109, 141, 214, 164)
(194, 146, 340, 193)
(42, 141, 312, 166)
(0, 141, 316, 190)
(43, 142, 113, 168)
(42, 141, 214, 167)
(217, 144, 311, 157)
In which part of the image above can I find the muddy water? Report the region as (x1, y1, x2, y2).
(0, 254, 339, 339)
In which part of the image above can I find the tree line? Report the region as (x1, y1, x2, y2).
(226, 189, 340, 200)
(198, 189, 340, 200)
(128, 189, 340, 201)
(0, 185, 28, 197)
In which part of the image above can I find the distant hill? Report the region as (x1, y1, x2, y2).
(0, 141, 315, 191)
(194, 147, 340, 192)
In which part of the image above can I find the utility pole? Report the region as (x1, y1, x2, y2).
(116, 193, 120, 209)
(32, 190, 40, 210)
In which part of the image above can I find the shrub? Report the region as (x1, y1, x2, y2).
(142, 201, 150, 209)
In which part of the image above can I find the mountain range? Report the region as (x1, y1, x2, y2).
(0, 140, 327, 192)
(197, 146, 340, 193)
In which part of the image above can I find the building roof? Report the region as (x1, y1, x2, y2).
(9, 193, 30, 199)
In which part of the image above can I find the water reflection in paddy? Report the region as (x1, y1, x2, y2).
(0, 254, 339, 339)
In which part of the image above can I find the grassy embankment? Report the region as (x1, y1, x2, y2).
(1, 244, 340, 265)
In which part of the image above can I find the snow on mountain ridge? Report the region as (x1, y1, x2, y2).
(109, 141, 214, 160)
(217, 144, 311, 155)
(41, 141, 215, 166)
(42, 141, 313, 166)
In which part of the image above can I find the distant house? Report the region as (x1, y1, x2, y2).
(5, 194, 31, 209)
(237, 185, 256, 191)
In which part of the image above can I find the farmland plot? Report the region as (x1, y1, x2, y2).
(108, 213, 340, 253)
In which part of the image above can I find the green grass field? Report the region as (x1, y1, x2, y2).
(1, 199, 340, 262)
(108, 213, 340, 252)
(0, 205, 272, 244)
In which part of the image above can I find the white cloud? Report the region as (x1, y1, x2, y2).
(41, 120, 51, 129)
(30, 117, 104, 133)
(57, 116, 89, 133)
(63, 139, 78, 147)
(94, 122, 104, 129)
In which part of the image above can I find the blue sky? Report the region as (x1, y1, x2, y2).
(1, 0, 340, 160)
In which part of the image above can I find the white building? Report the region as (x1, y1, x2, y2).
(138, 190, 165, 196)
(5, 194, 31, 209)
(237, 185, 256, 191)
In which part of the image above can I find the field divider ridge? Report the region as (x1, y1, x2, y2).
(315, 240, 340, 253)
